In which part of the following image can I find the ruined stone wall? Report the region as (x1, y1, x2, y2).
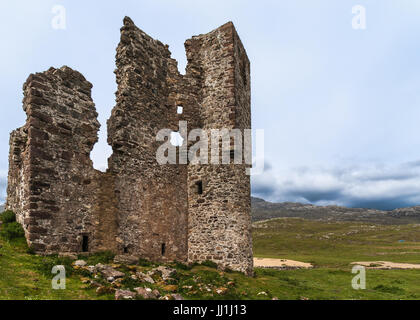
(6, 67, 112, 253)
(6, 17, 253, 274)
(185, 22, 253, 275)
(107, 17, 189, 262)
(7, 128, 28, 225)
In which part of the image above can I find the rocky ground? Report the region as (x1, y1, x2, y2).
(67, 255, 241, 300)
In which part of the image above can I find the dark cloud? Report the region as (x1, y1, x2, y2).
(252, 186, 275, 199)
(252, 178, 276, 198)
(345, 197, 415, 211)
(286, 188, 344, 203)
(251, 160, 420, 210)
(251, 160, 276, 198)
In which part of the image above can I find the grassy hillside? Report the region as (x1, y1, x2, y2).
(1, 217, 420, 300)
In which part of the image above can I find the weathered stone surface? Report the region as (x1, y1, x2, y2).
(171, 293, 185, 301)
(215, 287, 229, 295)
(74, 260, 87, 267)
(86, 265, 96, 274)
(185, 22, 253, 275)
(134, 287, 157, 299)
(136, 271, 155, 284)
(6, 16, 253, 275)
(152, 289, 161, 298)
(115, 289, 136, 300)
(96, 263, 125, 279)
(153, 266, 176, 281)
(6, 66, 106, 255)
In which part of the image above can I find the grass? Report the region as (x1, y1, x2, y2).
(251, 218, 420, 299)
(1, 217, 420, 299)
(253, 218, 420, 267)
(0, 238, 107, 300)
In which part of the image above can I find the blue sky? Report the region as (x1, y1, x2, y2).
(1, 0, 420, 209)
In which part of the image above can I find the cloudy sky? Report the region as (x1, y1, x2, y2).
(1, 0, 420, 209)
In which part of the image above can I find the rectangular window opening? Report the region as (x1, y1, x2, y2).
(230, 149, 235, 162)
(195, 181, 203, 195)
(177, 106, 183, 114)
(82, 235, 89, 252)
(123, 246, 128, 254)
(161, 243, 166, 256)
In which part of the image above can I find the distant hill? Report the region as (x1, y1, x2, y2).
(2, 197, 420, 225)
(251, 197, 420, 225)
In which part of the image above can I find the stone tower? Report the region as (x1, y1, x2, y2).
(185, 22, 253, 275)
(6, 17, 253, 275)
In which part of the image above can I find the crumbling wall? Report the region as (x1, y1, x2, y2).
(6, 17, 253, 274)
(107, 17, 189, 262)
(6, 128, 28, 225)
(6, 66, 112, 253)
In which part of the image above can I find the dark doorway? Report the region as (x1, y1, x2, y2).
(82, 235, 89, 252)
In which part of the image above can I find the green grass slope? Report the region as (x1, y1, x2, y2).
(1, 217, 420, 300)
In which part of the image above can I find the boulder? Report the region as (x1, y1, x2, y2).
(115, 289, 136, 300)
(215, 287, 228, 295)
(111, 278, 123, 287)
(134, 287, 158, 299)
(171, 293, 185, 300)
(96, 263, 125, 279)
(153, 266, 177, 281)
(74, 260, 87, 267)
(96, 286, 107, 295)
(86, 265, 96, 274)
(152, 289, 161, 298)
(136, 271, 155, 284)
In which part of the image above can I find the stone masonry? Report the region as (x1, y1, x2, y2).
(6, 17, 253, 275)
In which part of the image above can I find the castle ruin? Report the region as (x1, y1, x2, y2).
(6, 17, 253, 275)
